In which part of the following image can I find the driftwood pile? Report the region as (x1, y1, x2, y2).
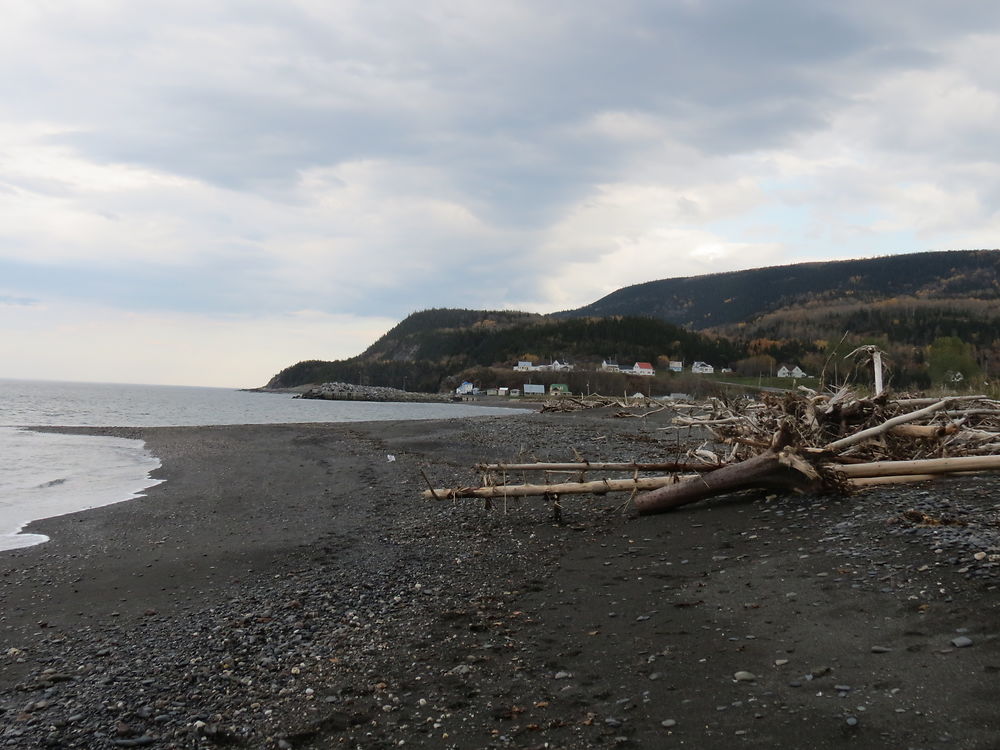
(539, 393, 669, 418)
(422, 388, 1000, 515)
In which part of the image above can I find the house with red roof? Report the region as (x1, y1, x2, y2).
(631, 361, 655, 376)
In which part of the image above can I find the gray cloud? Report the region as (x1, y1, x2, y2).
(3, 0, 1000, 377)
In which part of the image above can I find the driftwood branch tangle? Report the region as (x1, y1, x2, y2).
(823, 398, 953, 451)
(422, 388, 1000, 511)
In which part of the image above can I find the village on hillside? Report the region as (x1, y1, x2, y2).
(453, 358, 810, 396)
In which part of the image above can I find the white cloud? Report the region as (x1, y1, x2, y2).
(533, 178, 784, 308)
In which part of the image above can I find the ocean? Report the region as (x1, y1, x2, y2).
(0, 379, 516, 551)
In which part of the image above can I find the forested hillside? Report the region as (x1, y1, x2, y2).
(558, 249, 999, 329)
(267, 251, 1000, 393)
(267, 312, 737, 391)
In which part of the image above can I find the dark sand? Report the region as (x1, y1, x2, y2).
(1, 409, 999, 748)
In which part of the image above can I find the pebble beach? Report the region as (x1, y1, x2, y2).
(2, 408, 999, 748)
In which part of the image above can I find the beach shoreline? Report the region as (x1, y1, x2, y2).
(2, 411, 999, 748)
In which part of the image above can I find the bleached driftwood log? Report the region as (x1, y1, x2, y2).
(422, 474, 696, 500)
(475, 461, 719, 473)
(832, 455, 1000, 478)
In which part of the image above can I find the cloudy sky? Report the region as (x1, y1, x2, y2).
(3, 1, 999, 387)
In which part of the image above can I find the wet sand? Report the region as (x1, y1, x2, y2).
(1, 410, 999, 748)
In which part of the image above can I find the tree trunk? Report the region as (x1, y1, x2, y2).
(633, 450, 821, 515)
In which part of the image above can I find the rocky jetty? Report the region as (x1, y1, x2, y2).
(297, 382, 449, 403)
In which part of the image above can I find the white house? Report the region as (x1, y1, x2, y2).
(523, 383, 546, 395)
(455, 381, 475, 395)
(669, 361, 683, 372)
(601, 359, 621, 372)
(514, 361, 535, 372)
(777, 365, 807, 378)
(550, 359, 574, 371)
(691, 361, 714, 374)
(632, 362, 655, 376)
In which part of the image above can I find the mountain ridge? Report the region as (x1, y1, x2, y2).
(554, 249, 999, 329)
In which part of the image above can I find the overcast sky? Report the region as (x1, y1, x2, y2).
(3, 1, 999, 387)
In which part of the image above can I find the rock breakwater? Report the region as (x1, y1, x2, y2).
(297, 382, 449, 403)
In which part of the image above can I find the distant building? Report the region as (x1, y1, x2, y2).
(550, 359, 574, 371)
(549, 383, 571, 394)
(632, 362, 655, 376)
(523, 383, 546, 395)
(514, 361, 535, 372)
(668, 361, 683, 372)
(691, 361, 714, 374)
(601, 359, 621, 372)
(455, 381, 475, 395)
(777, 365, 807, 378)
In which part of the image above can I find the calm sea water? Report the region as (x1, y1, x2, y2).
(0, 379, 517, 551)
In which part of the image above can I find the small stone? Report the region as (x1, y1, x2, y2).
(661, 719, 677, 728)
(846, 716, 859, 727)
(554, 671, 573, 680)
(870, 646, 891, 653)
(733, 671, 757, 682)
(974, 552, 987, 561)
(951, 636, 973, 648)
(774, 659, 789, 666)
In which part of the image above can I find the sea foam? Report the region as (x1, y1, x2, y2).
(0, 427, 161, 551)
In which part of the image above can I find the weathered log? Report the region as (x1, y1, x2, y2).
(892, 395, 989, 405)
(888, 423, 960, 439)
(475, 461, 720, 473)
(672, 416, 746, 426)
(633, 450, 821, 515)
(831, 455, 1000, 478)
(422, 475, 696, 500)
